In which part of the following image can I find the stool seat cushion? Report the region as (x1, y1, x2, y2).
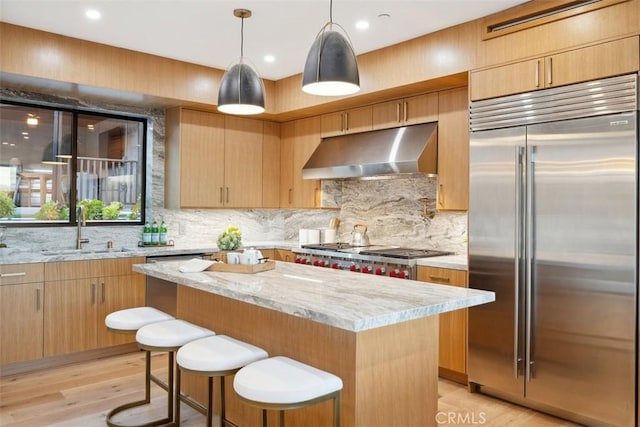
(178, 335, 268, 373)
(136, 319, 214, 348)
(105, 307, 174, 331)
(233, 356, 343, 404)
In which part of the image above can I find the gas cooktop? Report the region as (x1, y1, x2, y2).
(300, 243, 452, 259)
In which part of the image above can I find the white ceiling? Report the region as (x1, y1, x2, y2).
(0, 0, 528, 81)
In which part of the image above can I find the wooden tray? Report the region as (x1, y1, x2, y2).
(206, 260, 275, 274)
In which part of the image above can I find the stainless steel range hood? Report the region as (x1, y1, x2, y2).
(302, 122, 438, 179)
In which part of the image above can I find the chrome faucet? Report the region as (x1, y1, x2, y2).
(76, 205, 90, 249)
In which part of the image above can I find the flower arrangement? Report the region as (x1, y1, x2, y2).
(217, 225, 242, 250)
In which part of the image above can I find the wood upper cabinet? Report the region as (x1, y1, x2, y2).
(320, 106, 372, 137)
(417, 265, 468, 384)
(166, 108, 277, 209)
(0, 263, 44, 365)
(437, 87, 469, 211)
(166, 108, 225, 208)
(224, 116, 263, 208)
(372, 92, 438, 130)
(280, 116, 322, 208)
(43, 258, 145, 357)
(262, 121, 281, 208)
(470, 36, 640, 101)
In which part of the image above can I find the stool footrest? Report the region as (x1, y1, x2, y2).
(106, 401, 172, 427)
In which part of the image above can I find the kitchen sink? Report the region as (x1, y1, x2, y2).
(40, 248, 130, 256)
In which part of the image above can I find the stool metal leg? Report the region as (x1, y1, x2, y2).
(106, 350, 173, 427)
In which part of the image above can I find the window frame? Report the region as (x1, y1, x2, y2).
(0, 99, 147, 227)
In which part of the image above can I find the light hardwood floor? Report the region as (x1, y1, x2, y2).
(0, 351, 581, 427)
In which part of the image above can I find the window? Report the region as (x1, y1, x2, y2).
(0, 101, 146, 224)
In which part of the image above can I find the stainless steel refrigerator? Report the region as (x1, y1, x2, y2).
(468, 74, 638, 427)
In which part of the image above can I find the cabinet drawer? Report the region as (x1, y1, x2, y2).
(0, 263, 45, 285)
(417, 266, 467, 287)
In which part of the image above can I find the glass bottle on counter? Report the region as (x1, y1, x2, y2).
(143, 221, 151, 245)
(151, 220, 159, 245)
(159, 219, 167, 245)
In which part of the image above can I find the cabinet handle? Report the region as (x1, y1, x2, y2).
(1, 272, 26, 278)
(91, 283, 96, 305)
(226, 187, 230, 204)
(535, 60, 540, 88)
(220, 187, 224, 204)
(396, 103, 401, 123)
(344, 113, 349, 131)
(101, 282, 105, 303)
(403, 102, 408, 122)
(288, 188, 293, 205)
(438, 184, 444, 207)
(547, 57, 553, 85)
(429, 275, 451, 283)
(36, 288, 41, 311)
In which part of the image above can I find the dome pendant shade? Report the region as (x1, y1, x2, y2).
(302, 29, 360, 96)
(217, 61, 265, 115)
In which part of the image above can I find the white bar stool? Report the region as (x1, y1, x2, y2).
(175, 335, 269, 427)
(233, 356, 343, 427)
(107, 317, 214, 427)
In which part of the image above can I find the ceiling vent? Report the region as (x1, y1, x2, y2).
(481, 0, 627, 40)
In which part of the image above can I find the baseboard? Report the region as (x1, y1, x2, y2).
(0, 343, 139, 377)
(438, 366, 468, 385)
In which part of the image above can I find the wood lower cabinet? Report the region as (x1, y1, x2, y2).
(470, 36, 639, 101)
(280, 116, 321, 208)
(372, 92, 438, 130)
(437, 87, 469, 211)
(273, 249, 295, 262)
(43, 258, 145, 357)
(0, 263, 45, 365)
(417, 265, 468, 384)
(320, 106, 372, 137)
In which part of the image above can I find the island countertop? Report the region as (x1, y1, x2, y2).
(133, 260, 494, 332)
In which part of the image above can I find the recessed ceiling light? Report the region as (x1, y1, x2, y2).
(355, 20, 369, 30)
(26, 117, 38, 126)
(264, 55, 275, 63)
(85, 9, 101, 20)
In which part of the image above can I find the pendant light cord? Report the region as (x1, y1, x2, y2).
(240, 15, 244, 57)
(329, 0, 333, 23)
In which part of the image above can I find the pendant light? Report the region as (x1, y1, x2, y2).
(302, 0, 360, 96)
(217, 9, 265, 115)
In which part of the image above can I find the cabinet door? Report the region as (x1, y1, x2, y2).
(97, 274, 145, 347)
(44, 278, 97, 356)
(224, 116, 263, 207)
(417, 266, 468, 383)
(372, 100, 404, 130)
(179, 109, 225, 208)
(262, 121, 281, 208)
(274, 249, 294, 262)
(0, 282, 44, 364)
(292, 117, 321, 208)
(437, 87, 469, 211)
(343, 106, 372, 134)
(546, 36, 639, 88)
(470, 58, 543, 101)
(404, 92, 438, 126)
(279, 121, 295, 208)
(320, 111, 345, 137)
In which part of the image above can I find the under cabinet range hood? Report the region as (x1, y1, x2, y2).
(302, 122, 438, 179)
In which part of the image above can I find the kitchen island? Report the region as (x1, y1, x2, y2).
(133, 260, 494, 427)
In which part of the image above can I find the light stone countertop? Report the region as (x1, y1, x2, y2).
(416, 254, 468, 270)
(133, 260, 494, 332)
(0, 241, 299, 265)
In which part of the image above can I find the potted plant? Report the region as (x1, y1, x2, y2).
(0, 192, 15, 220)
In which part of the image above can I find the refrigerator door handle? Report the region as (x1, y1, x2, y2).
(525, 145, 536, 382)
(514, 146, 525, 378)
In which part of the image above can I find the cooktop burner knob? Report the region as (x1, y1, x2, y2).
(331, 263, 339, 269)
(294, 257, 302, 264)
(398, 270, 409, 279)
(389, 269, 398, 278)
(374, 267, 386, 275)
(350, 264, 360, 272)
(361, 266, 371, 274)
